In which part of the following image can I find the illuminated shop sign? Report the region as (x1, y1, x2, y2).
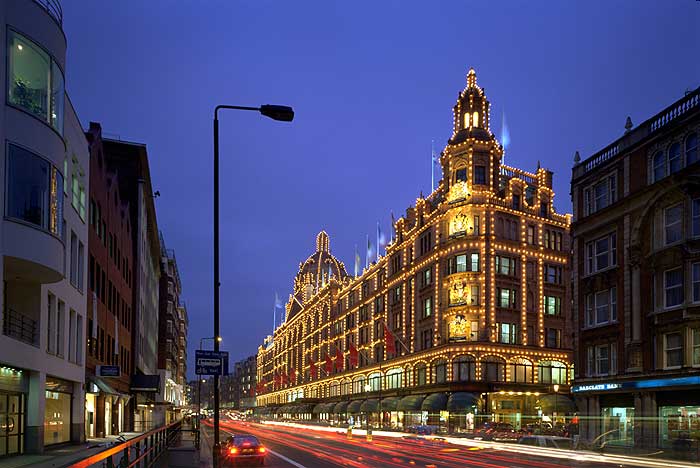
(572, 376, 700, 393)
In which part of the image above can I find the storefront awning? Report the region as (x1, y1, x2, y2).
(130, 375, 160, 393)
(313, 402, 335, 414)
(89, 376, 119, 395)
(347, 400, 363, 413)
(380, 397, 400, 412)
(397, 394, 425, 411)
(295, 404, 314, 414)
(422, 393, 448, 412)
(447, 392, 479, 412)
(361, 399, 379, 413)
(538, 394, 577, 414)
(333, 401, 349, 414)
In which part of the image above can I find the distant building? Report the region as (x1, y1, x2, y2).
(571, 87, 700, 449)
(256, 69, 574, 431)
(0, 0, 88, 454)
(236, 356, 257, 411)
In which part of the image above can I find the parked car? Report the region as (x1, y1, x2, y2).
(517, 435, 573, 450)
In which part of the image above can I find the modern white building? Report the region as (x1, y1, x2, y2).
(0, 0, 88, 455)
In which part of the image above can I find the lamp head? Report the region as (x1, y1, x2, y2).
(259, 104, 294, 122)
(553, 384, 560, 393)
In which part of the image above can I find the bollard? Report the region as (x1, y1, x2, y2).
(366, 426, 373, 442)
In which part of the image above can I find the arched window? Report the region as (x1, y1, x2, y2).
(687, 133, 698, 166)
(352, 376, 366, 394)
(472, 111, 480, 128)
(509, 357, 534, 383)
(463, 112, 469, 128)
(340, 379, 352, 395)
(452, 355, 477, 382)
(415, 363, 427, 386)
(329, 382, 340, 397)
(653, 151, 666, 182)
(433, 359, 447, 384)
(538, 361, 567, 384)
(386, 368, 403, 389)
(482, 356, 505, 382)
(368, 372, 382, 391)
(455, 166, 467, 183)
(669, 143, 682, 174)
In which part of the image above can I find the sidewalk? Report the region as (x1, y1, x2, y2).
(0, 432, 143, 468)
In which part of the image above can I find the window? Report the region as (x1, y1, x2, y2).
(665, 204, 683, 244)
(693, 263, 700, 303)
(455, 168, 467, 183)
(509, 358, 533, 383)
(374, 295, 384, 313)
(545, 265, 562, 284)
(687, 133, 698, 166)
(587, 343, 617, 376)
(416, 364, 427, 386)
(77, 241, 84, 292)
(6, 144, 64, 235)
(544, 296, 561, 316)
(512, 194, 521, 210)
(496, 256, 516, 276)
(527, 225, 536, 245)
(693, 329, 700, 366)
(664, 332, 683, 368)
(498, 323, 518, 344)
(434, 359, 447, 383)
(540, 202, 548, 218)
(474, 166, 486, 185)
(692, 199, 700, 238)
(448, 253, 479, 274)
(470, 285, 480, 306)
(546, 328, 561, 348)
(669, 143, 682, 174)
(422, 297, 432, 319)
(68, 309, 76, 363)
(70, 232, 78, 287)
(472, 111, 479, 128)
(585, 232, 616, 274)
(664, 268, 683, 308)
(420, 268, 431, 287)
(539, 361, 567, 384)
(56, 300, 64, 358)
(8, 30, 65, 133)
(585, 287, 617, 327)
(47, 293, 56, 354)
(452, 356, 476, 382)
(421, 329, 432, 350)
(483, 357, 505, 382)
(391, 286, 401, 305)
(584, 174, 617, 215)
(653, 151, 666, 182)
(419, 230, 433, 256)
(497, 288, 517, 308)
(76, 314, 83, 365)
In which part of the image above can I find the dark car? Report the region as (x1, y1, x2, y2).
(221, 435, 267, 466)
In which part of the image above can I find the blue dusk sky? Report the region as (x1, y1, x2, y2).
(60, 1, 699, 377)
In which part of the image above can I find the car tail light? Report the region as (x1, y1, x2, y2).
(259, 447, 266, 453)
(229, 447, 238, 454)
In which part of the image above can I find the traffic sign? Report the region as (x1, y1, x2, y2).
(195, 350, 229, 375)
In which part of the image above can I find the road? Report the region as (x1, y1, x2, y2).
(199, 419, 674, 468)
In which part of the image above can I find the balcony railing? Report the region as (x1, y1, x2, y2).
(32, 0, 63, 27)
(3, 308, 38, 347)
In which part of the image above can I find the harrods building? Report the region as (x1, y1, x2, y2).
(256, 69, 574, 431)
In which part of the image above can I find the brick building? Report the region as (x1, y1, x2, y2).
(571, 87, 700, 449)
(256, 69, 574, 432)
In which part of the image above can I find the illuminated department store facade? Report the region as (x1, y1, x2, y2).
(256, 69, 574, 431)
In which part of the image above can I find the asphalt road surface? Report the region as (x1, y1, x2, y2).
(199, 419, 666, 468)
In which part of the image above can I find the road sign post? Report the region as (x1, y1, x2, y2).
(196, 350, 229, 376)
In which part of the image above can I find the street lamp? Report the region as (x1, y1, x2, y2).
(212, 103, 294, 468)
(553, 384, 560, 428)
(364, 383, 372, 439)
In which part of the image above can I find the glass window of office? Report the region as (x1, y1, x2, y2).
(6, 144, 64, 235)
(44, 391, 70, 445)
(665, 204, 683, 245)
(664, 332, 683, 368)
(601, 407, 634, 446)
(664, 268, 683, 308)
(0, 393, 25, 456)
(659, 406, 700, 448)
(7, 31, 64, 134)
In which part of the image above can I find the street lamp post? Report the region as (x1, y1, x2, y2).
(212, 104, 294, 468)
(553, 384, 560, 428)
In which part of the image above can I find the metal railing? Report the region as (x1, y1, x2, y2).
(68, 421, 184, 468)
(2, 308, 38, 346)
(32, 0, 63, 27)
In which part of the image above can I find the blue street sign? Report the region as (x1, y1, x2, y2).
(195, 350, 229, 376)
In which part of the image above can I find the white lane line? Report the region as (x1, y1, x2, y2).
(268, 448, 309, 468)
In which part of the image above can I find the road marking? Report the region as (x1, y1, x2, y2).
(268, 448, 309, 468)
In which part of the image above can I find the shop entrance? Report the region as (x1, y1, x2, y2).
(0, 392, 25, 456)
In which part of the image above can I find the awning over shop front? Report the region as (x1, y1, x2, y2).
(277, 404, 294, 414)
(313, 402, 335, 414)
(333, 401, 349, 414)
(380, 397, 400, 412)
(295, 404, 314, 414)
(130, 374, 160, 393)
(89, 376, 118, 395)
(422, 393, 448, 412)
(397, 394, 425, 412)
(347, 400, 363, 413)
(447, 392, 479, 412)
(538, 394, 577, 414)
(360, 399, 379, 413)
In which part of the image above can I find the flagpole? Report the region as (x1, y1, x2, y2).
(376, 221, 380, 262)
(431, 139, 435, 192)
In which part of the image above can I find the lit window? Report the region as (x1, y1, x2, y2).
(664, 204, 683, 245)
(463, 112, 469, 128)
(664, 332, 683, 368)
(544, 296, 561, 316)
(470, 253, 480, 272)
(422, 297, 432, 318)
(669, 143, 682, 174)
(472, 111, 479, 128)
(664, 268, 683, 308)
(687, 133, 698, 166)
(653, 151, 666, 182)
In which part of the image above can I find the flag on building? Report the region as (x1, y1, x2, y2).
(366, 235, 373, 269)
(384, 323, 396, 355)
(349, 342, 359, 369)
(289, 367, 296, 383)
(354, 245, 361, 277)
(324, 353, 333, 375)
(335, 347, 344, 372)
(377, 221, 386, 261)
(308, 355, 317, 379)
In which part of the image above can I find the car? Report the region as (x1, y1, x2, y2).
(221, 434, 267, 466)
(517, 435, 573, 449)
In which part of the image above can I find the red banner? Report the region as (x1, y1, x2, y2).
(384, 323, 396, 355)
(335, 347, 344, 371)
(349, 342, 359, 368)
(324, 353, 333, 375)
(308, 355, 317, 379)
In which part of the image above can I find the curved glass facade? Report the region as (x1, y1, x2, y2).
(8, 30, 64, 134)
(6, 143, 64, 236)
